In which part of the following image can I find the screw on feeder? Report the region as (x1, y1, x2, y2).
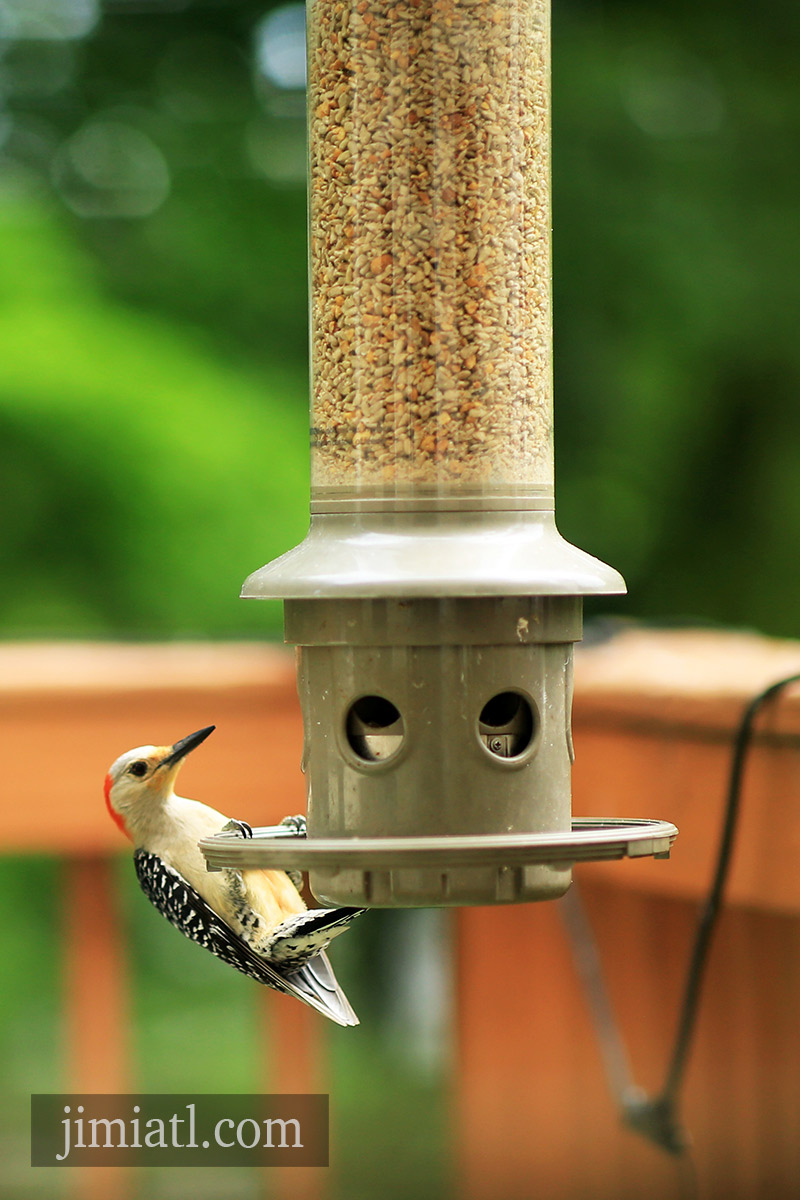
(201, 0, 677, 904)
(479, 691, 535, 758)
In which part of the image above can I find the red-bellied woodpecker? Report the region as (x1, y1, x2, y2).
(104, 725, 363, 1026)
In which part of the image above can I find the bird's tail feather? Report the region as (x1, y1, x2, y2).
(266, 907, 367, 968)
(284, 951, 360, 1027)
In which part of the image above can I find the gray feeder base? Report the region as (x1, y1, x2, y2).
(199, 818, 678, 907)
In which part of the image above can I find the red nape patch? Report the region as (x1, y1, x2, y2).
(104, 773, 131, 840)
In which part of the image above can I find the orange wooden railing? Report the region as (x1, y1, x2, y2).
(459, 627, 800, 1200)
(3, 630, 800, 1199)
(2, 642, 311, 1200)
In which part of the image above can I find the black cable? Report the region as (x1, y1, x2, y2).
(563, 670, 800, 1161)
(659, 670, 800, 1107)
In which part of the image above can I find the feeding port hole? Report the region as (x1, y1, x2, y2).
(346, 695, 404, 762)
(479, 692, 536, 759)
(344, 689, 537, 765)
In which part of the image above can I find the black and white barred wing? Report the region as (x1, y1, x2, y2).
(133, 850, 359, 1027)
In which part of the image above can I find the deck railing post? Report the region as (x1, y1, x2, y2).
(62, 853, 133, 1200)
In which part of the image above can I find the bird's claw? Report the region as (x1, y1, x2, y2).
(287, 869, 305, 893)
(221, 819, 253, 839)
(280, 814, 307, 835)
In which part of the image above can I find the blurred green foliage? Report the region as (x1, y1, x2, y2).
(0, 205, 308, 636)
(0, 0, 798, 637)
(552, 0, 800, 634)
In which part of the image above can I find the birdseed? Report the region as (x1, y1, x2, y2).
(308, 0, 553, 491)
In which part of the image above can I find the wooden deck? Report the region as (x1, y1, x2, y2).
(460, 627, 800, 1200)
(3, 629, 800, 1198)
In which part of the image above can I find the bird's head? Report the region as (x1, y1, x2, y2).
(104, 725, 215, 838)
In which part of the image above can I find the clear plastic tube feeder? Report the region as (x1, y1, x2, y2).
(201, 0, 677, 904)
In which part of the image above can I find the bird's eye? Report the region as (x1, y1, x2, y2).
(128, 760, 148, 777)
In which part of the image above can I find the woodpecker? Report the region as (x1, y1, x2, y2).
(104, 725, 364, 1026)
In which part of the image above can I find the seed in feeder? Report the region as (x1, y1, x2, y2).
(308, 0, 554, 491)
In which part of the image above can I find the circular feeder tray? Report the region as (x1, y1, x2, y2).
(199, 818, 678, 873)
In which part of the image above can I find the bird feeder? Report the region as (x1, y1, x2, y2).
(200, 0, 677, 904)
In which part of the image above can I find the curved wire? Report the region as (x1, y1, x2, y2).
(563, 669, 800, 1161)
(658, 671, 800, 1111)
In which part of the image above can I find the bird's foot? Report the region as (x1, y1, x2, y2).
(221, 819, 253, 839)
(280, 814, 307, 835)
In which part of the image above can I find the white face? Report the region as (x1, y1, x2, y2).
(104, 744, 177, 825)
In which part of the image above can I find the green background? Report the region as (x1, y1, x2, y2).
(1, 0, 798, 1196)
(2, 0, 800, 639)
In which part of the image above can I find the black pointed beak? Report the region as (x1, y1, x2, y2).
(159, 725, 216, 770)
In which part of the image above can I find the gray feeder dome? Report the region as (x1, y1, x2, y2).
(199, 0, 677, 904)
